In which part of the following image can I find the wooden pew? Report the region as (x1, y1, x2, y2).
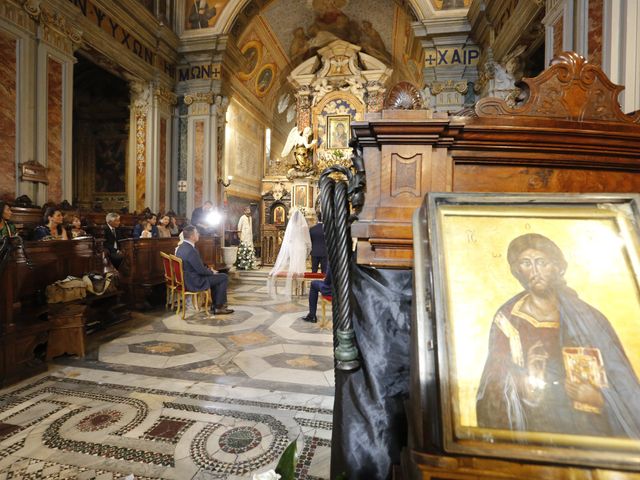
(117, 235, 224, 308)
(0, 237, 102, 386)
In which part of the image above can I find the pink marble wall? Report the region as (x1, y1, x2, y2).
(553, 16, 563, 57)
(0, 32, 17, 201)
(194, 120, 205, 207)
(588, 0, 603, 66)
(159, 118, 167, 212)
(47, 58, 63, 203)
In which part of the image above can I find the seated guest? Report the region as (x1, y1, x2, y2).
(157, 214, 172, 238)
(191, 201, 213, 233)
(140, 220, 153, 238)
(176, 225, 233, 315)
(300, 267, 332, 323)
(132, 213, 158, 238)
(167, 212, 180, 236)
(34, 207, 69, 241)
(0, 201, 17, 239)
(309, 213, 327, 273)
(69, 215, 87, 238)
(104, 212, 123, 269)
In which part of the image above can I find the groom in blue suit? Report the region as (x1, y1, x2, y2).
(175, 225, 233, 314)
(300, 267, 332, 323)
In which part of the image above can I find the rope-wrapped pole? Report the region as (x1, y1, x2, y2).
(319, 139, 366, 371)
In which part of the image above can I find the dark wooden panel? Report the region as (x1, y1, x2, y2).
(452, 165, 640, 193)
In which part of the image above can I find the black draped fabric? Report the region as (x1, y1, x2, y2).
(330, 264, 413, 479)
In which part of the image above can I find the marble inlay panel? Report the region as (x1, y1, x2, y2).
(553, 16, 563, 57)
(159, 117, 167, 211)
(0, 32, 16, 201)
(588, 0, 603, 66)
(0, 375, 331, 479)
(47, 58, 63, 203)
(194, 120, 205, 207)
(178, 111, 188, 215)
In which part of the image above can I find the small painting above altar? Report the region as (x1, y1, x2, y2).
(327, 115, 350, 149)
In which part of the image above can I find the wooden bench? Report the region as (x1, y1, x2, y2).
(0, 237, 102, 387)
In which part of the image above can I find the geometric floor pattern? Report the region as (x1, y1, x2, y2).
(0, 280, 333, 479)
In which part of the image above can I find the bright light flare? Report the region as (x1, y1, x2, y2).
(206, 210, 223, 226)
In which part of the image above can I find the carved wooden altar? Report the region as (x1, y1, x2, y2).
(351, 52, 640, 269)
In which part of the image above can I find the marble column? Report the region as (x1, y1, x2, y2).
(129, 81, 151, 212)
(295, 89, 312, 130)
(0, 30, 17, 201)
(46, 57, 63, 203)
(182, 92, 226, 218)
(148, 86, 177, 213)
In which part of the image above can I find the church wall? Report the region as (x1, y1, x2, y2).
(224, 99, 264, 201)
(46, 58, 63, 203)
(0, 30, 17, 201)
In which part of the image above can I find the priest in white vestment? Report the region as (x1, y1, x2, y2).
(237, 206, 253, 246)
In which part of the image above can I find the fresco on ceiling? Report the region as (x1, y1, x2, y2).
(262, 0, 393, 64)
(184, 0, 230, 30)
(431, 0, 471, 10)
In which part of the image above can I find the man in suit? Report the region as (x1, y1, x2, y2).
(104, 212, 123, 269)
(191, 201, 213, 234)
(309, 213, 327, 273)
(175, 225, 233, 315)
(300, 267, 332, 323)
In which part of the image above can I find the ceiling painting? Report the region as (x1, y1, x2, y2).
(184, 0, 231, 30)
(261, 0, 395, 64)
(430, 0, 471, 10)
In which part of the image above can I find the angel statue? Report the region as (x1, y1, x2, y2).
(281, 126, 317, 173)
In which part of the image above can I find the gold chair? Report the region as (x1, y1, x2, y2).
(319, 294, 333, 330)
(169, 254, 211, 319)
(160, 252, 177, 311)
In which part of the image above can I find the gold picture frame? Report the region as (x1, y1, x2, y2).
(413, 192, 640, 470)
(238, 40, 262, 80)
(327, 115, 350, 149)
(255, 63, 276, 97)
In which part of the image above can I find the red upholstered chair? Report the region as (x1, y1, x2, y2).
(169, 254, 211, 319)
(301, 272, 325, 296)
(160, 252, 176, 310)
(319, 294, 333, 330)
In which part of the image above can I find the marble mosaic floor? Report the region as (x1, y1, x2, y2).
(0, 282, 334, 479)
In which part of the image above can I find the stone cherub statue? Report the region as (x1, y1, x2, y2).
(281, 126, 317, 175)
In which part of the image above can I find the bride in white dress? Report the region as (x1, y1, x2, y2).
(267, 209, 311, 299)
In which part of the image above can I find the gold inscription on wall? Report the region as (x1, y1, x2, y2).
(424, 47, 480, 67)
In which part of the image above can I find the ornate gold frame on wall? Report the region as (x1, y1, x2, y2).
(414, 192, 640, 471)
(254, 63, 276, 97)
(238, 40, 263, 81)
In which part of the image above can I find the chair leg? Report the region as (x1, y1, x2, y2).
(320, 299, 326, 328)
